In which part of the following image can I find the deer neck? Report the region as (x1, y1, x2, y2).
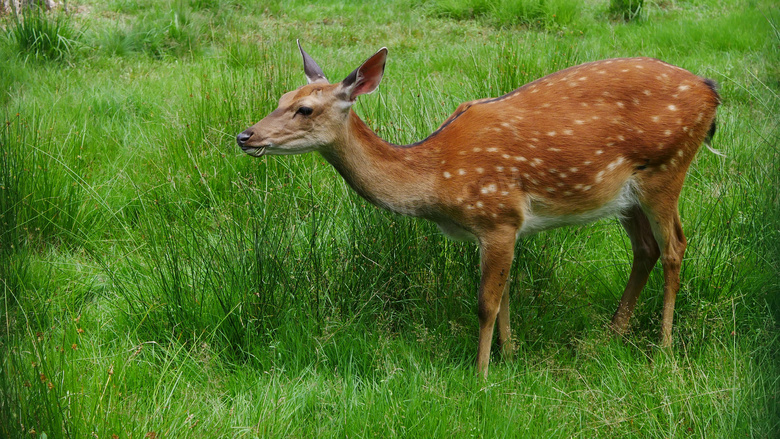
(318, 110, 437, 217)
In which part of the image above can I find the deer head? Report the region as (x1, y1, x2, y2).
(236, 41, 388, 157)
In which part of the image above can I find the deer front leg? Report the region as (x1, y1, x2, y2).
(476, 227, 517, 377)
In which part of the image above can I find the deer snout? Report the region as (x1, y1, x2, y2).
(236, 130, 253, 148)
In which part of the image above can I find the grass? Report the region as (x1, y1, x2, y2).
(1, 0, 779, 437)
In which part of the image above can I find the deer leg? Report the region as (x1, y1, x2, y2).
(611, 206, 661, 334)
(496, 278, 513, 360)
(476, 227, 517, 377)
(644, 205, 687, 347)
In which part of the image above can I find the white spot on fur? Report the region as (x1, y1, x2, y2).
(487, 147, 498, 152)
(482, 184, 497, 194)
(547, 131, 557, 136)
(563, 129, 574, 135)
(443, 172, 451, 179)
(458, 169, 466, 175)
(569, 167, 579, 173)
(515, 156, 527, 162)
(668, 104, 677, 111)
(476, 167, 484, 174)
(606, 156, 625, 171)
(595, 150, 604, 155)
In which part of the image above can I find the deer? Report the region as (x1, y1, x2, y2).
(236, 42, 720, 377)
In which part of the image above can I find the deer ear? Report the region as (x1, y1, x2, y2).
(337, 47, 388, 102)
(298, 40, 328, 84)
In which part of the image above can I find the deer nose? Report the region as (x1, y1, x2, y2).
(236, 130, 252, 147)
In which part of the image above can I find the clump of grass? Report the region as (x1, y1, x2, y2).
(414, 0, 583, 29)
(7, 6, 79, 61)
(97, 2, 199, 58)
(608, 0, 644, 22)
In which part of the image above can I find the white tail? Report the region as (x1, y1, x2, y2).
(237, 42, 721, 377)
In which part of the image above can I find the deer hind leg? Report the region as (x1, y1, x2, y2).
(496, 278, 513, 360)
(476, 226, 517, 377)
(611, 205, 661, 335)
(643, 202, 687, 348)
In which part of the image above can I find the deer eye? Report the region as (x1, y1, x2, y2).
(296, 106, 314, 116)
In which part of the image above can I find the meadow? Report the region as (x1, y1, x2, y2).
(1, 0, 778, 437)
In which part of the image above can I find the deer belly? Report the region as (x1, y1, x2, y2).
(517, 180, 639, 237)
(435, 218, 478, 242)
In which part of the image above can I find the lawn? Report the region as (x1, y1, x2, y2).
(1, 0, 778, 437)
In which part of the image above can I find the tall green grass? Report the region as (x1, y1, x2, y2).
(1, 0, 778, 437)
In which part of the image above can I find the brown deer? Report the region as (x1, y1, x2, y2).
(237, 42, 720, 377)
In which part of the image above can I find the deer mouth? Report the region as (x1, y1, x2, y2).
(241, 145, 268, 157)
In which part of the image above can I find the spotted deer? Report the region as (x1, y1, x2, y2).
(237, 42, 720, 377)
